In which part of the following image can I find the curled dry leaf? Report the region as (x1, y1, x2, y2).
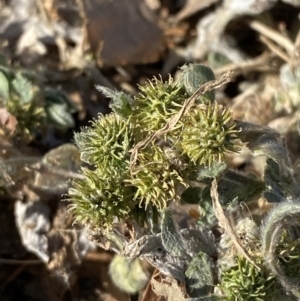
(14, 200, 51, 263)
(47, 222, 94, 288)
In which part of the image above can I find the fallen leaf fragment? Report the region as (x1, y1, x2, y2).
(151, 274, 186, 301)
(0, 108, 18, 134)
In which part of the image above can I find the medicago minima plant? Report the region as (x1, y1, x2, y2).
(68, 64, 300, 300)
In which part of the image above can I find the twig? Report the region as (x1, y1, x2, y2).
(211, 179, 260, 270)
(259, 35, 290, 63)
(0, 258, 42, 264)
(291, 29, 300, 67)
(214, 52, 276, 77)
(84, 251, 113, 263)
(2, 264, 27, 290)
(249, 20, 294, 55)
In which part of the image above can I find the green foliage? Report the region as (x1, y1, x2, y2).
(216, 170, 265, 205)
(44, 88, 77, 131)
(219, 256, 278, 301)
(68, 63, 300, 300)
(96, 86, 133, 118)
(1, 69, 46, 142)
(69, 64, 237, 229)
(68, 167, 133, 229)
(69, 114, 135, 229)
(218, 207, 300, 301)
(161, 209, 186, 256)
(0, 62, 77, 142)
(178, 63, 215, 103)
(185, 252, 214, 298)
(74, 113, 134, 170)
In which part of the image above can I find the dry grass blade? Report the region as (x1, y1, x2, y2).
(0, 258, 42, 264)
(291, 29, 300, 66)
(129, 70, 233, 172)
(259, 36, 290, 62)
(211, 179, 260, 270)
(214, 52, 276, 77)
(174, 0, 220, 22)
(249, 20, 294, 55)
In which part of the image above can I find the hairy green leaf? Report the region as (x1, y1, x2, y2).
(161, 209, 186, 257)
(185, 252, 214, 298)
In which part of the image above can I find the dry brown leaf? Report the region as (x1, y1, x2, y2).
(151, 274, 186, 301)
(0, 108, 18, 134)
(83, 0, 164, 67)
(140, 270, 161, 301)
